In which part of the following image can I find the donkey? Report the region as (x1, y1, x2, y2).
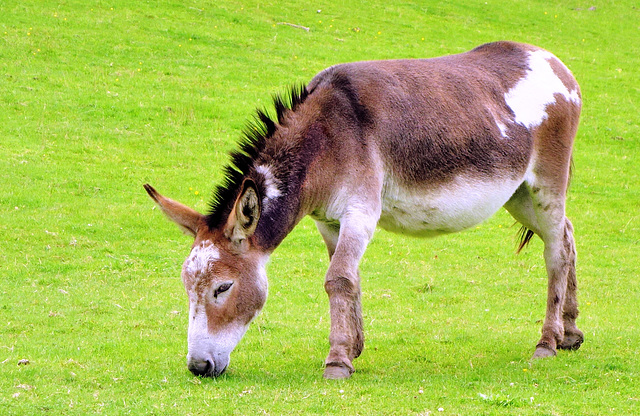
(144, 41, 583, 379)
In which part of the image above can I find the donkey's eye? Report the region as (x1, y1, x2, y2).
(213, 282, 233, 298)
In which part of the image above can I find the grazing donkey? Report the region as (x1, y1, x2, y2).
(144, 41, 583, 379)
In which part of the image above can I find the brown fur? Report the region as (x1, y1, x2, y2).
(145, 41, 583, 379)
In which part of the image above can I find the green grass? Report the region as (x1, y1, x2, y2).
(1, 0, 639, 414)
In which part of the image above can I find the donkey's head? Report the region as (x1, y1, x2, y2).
(144, 180, 268, 377)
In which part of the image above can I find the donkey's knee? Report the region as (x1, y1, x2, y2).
(325, 274, 359, 298)
(324, 273, 364, 371)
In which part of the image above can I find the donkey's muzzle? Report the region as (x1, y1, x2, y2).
(187, 358, 227, 377)
(188, 359, 213, 377)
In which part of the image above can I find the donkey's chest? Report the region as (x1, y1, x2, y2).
(378, 176, 522, 236)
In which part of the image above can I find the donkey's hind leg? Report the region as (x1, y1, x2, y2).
(556, 218, 583, 351)
(504, 184, 583, 358)
(534, 212, 582, 358)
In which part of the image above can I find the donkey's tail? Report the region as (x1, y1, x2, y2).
(516, 225, 535, 254)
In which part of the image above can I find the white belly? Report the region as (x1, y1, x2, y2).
(378, 175, 523, 237)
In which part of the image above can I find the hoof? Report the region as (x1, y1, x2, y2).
(323, 363, 353, 380)
(532, 343, 557, 359)
(558, 333, 584, 351)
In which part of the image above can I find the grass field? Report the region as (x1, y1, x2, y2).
(1, 0, 639, 414)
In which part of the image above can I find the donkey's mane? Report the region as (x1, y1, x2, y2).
(205, 84, 310, 229)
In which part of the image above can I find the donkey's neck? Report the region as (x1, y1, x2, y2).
(251, 123, 323, 251)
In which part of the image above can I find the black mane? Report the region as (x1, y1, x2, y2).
(205, 84, 310, 229)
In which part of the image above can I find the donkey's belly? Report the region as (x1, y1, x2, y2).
(378, 176, 523, 237)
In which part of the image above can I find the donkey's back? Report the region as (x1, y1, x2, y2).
(306, 41, 580, 238)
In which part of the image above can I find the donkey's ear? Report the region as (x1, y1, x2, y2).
(144, 184, 204, 237)
(224, 178, 261, 244)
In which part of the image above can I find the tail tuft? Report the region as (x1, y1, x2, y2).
(516, 226, 535, 253)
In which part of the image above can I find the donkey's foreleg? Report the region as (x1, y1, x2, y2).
(324, 269, 364, 379)
(534, 217, 580, 358)
(320, 213, 376, 379)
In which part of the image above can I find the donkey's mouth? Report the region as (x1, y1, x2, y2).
(188, 358, 214, 377)
(187, 356, 229, 377)
(211, 362, 228, 378)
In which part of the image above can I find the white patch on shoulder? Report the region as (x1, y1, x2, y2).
(324, 187, 379, 227)
(184, 241, 220, 276)
(505, 50, 581, 129)
(323, 188, 349, 222)
(256, 165, 281, 201)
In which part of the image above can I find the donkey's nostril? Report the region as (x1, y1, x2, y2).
(188, 359, 213, 377)
(214, 363, 228, 377)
